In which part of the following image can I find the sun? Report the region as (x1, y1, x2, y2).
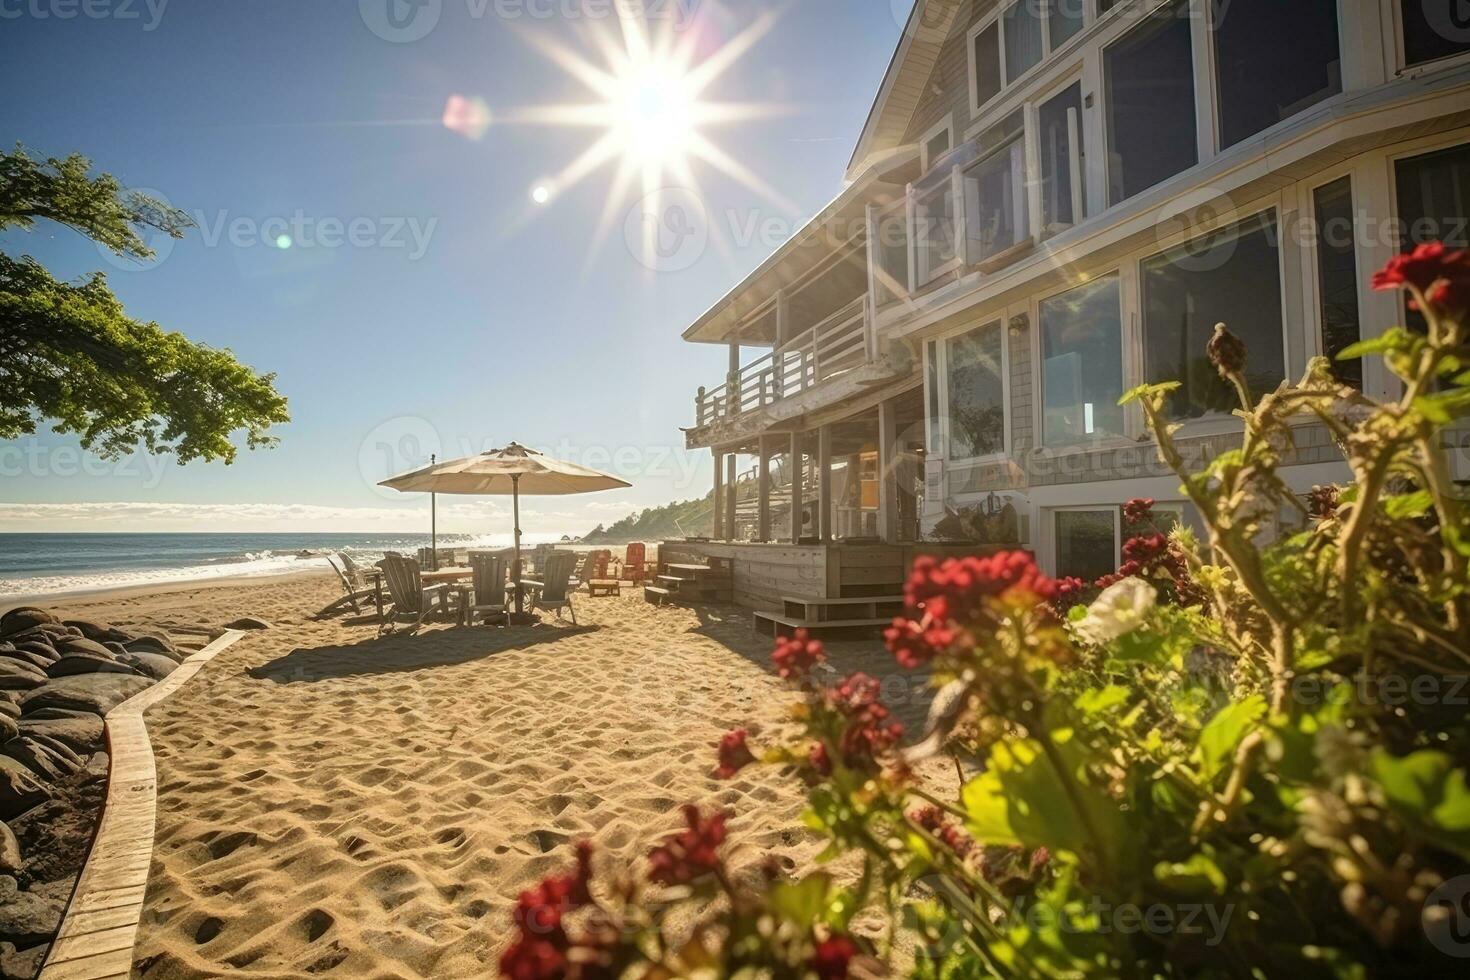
(491, 5, 793, 268)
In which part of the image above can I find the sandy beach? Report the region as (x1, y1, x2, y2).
(40, 572, 929, 978)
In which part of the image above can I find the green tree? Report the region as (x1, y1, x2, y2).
(0, 144, 288, 463)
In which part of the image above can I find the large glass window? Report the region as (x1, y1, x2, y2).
(1402, 1, 1470, 68)
(1049, 0, 1085, 48)
(926, 340, 942, 452)
(1313, 178, 1363, 388)
(1038, 82, 1085, 236)
(915, 175, 958, 283)
(1142, 212, 1285, 420)
(1105, 2, 1197, 204)
(946, 321, 1006, 459)
(1214, 0, 1341, 149)
(1056, 510, 1117, 582)
(1394, 142, 1470, 334)
(973, 21, 1002, 108)
(874, 204, 910, 303)
(964, 111, 1030, 264)
(1040, 275, 1125, 446)
(1003, 0, 1045, 82)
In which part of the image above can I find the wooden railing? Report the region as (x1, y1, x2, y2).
(695, 296, 870, 427)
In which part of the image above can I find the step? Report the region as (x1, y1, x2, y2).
(643, 585, 671, 604)
(781, 595, 905, 623)
(753, 611, 893, 640)
(666, 562, 717, 573)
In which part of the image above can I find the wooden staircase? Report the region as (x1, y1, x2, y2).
(753, 594, 906, 639)
(643, 559, 733, 606)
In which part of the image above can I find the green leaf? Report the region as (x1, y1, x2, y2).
(1371, 749, 1470, 861)
(1154, 852, 1227, 896)
(1382, 490, 1435, 520)
(1119, 381, 1180, 406)
(1196, 694, 1266, 783)
(1338, 327, 1421, 361)
(1074, 685, 1131, 717)
(1415, 388, 1470, 424)
(767, 873, 831, 929)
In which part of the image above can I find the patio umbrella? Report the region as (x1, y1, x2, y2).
(379, 443, 631, 619)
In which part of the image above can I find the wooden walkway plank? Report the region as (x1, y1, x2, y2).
(38, 630, 245, 980)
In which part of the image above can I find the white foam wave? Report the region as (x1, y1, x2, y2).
(0, 551, 326, 601)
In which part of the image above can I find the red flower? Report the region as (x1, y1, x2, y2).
(647, 805, 727, 886)
(1122, 497, 1156, 527)
(910, 806, 975, 858)
(811, 935, 857, 980)
(807, 741, 832, 777)
(1372, 242, 1470, 313)
(826, 673, 903, 767)
(773, 629, 826, 681)
(500, 843, 601, 980)
(1123, 534, 1168, 564)
(714, 728, 757, 779)
(499, 934, 568, 980)
(1053, 577, 1088, 609)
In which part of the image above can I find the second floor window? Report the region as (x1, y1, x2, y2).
(1401, 1, 1470, 68)
(1214, 0, 1342, 149)
(1040, 275, 1125, 447)
(1038, 82, 1086, 235)
(964, 111, 1030, 264)
(1105, 0, 1197, 205)
(971, 1, 1088, 114)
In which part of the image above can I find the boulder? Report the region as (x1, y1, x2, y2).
(0, 611, 57, 640)
(0, 759, 47, 823)
(51, 637, 114, 660)
(0, 704, 13, 723)
(44, 654, 137, 679)
(0, 876, 63, 945)
(0, 651, 50, 672)
(0, 666, 44, 693)
(0, 723, 13, 751)
(0, 825, 19, 877)
(15, 708, 87, 723)
(20, 735, 82, 773)
(19, 674, 152, 718)
(34, 625, 80, 640)
(10, 644, 56, 664)
(224, 617, 271, 631)
(0, 941, 47, 980)
(61, 620, 130, 644)
(122, 634, 178, 656)
(1, 738, 79, 782)
(113, 651, 177, 681)
(18, 716, 103, 756)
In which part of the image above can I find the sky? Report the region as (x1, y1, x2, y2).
(0, 0, 908, 536)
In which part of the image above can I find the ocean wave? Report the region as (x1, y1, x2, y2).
(0, 552, 327, 601)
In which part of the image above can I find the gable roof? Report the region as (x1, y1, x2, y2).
(846, 0, 968, 181)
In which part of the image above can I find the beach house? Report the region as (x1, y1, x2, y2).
(667, 0, 1470, 620)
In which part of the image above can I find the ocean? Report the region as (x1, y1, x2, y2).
(0, 532, 566, 600)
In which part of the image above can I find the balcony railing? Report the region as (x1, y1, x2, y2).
(695, 296, 870, 427)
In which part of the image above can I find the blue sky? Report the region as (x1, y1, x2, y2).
(0, 0, 906, 535)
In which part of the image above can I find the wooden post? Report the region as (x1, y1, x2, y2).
(726, 452, 738, 541)
(757, 436, 772, 543)
(878, 399, 898, 544)
(711, 448, 724, 540)
(817, 425, 833, 542)
(789, 430, 803, 545)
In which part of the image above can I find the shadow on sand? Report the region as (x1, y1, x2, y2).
(246, 622, 601, 684)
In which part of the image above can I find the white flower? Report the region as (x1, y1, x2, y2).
(1074, 577, 1157, 646)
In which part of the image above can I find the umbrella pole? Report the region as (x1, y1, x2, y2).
(430, 454, 438, 571)
(512, 474, 523, 617)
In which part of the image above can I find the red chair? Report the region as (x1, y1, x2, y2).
(624, 543, 648, 584)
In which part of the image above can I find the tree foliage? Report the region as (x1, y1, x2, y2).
(0, 144, 288, 462)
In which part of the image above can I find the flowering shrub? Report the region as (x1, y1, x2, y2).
(504, 250, 1470, 976)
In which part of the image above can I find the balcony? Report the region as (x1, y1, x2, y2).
(694, 296, 872, 429)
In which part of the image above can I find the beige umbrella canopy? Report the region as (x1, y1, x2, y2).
(379, 443, 631, 619)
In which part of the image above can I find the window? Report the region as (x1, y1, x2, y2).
(1038, 82, 1085, 235)
(1122, 504, 1180, 544)
(1401, 1, 1470, 68)
(922, 119, 953, 172)
(926, 340, 942, 452)
(1142, 212, 1285, 420)
(1049, 0, 1085, 48)
(1056, 510, 1117, 582)
(1394, 142, 1470, 333)
(1313, 178, 1363, 388)
(915, 174, 958, 284)
(973, 21, 1003, 108)
(874, 203, 911, 303)
(1003, 1, 1044, 82)
(1214, 0, 1341, 149)
(1040, 275, 1125, 446)
(946, 321, 1006, 459)
(964, 111, 1030, 263)
(1105, 2, 1197, 204)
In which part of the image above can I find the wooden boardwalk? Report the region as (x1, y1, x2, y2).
(38, 630, 245, 980)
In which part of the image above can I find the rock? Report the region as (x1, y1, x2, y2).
(113, 651, 177, 681)
(0, 759, 47, 823)
(224, 617, 271, 631)
(122, 634, 177, 656)
(21, 735, 83, 773)
(34, 625, 79, 640)
(0, 723, 13, 751)
(0, 611, 57, 640)
(1, 738, 79, 782)
(15, 708, 85, 723)
(0, 665, 44, 693)
(10, 644, 56, 664)
(19, 674, 152, 717)
(51, 637, 114, 659)
(0, 825, 19, 877)
(10, 761, 105, 886)
(18, 717, 104, 756)
(62, 620, 130, 644)
(0, 941, 47, 980)
(44, 654, 138, 679)
(0, 704, 14, 723)
(0, 651, 50, 672)
(0, 876, 63, 945)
